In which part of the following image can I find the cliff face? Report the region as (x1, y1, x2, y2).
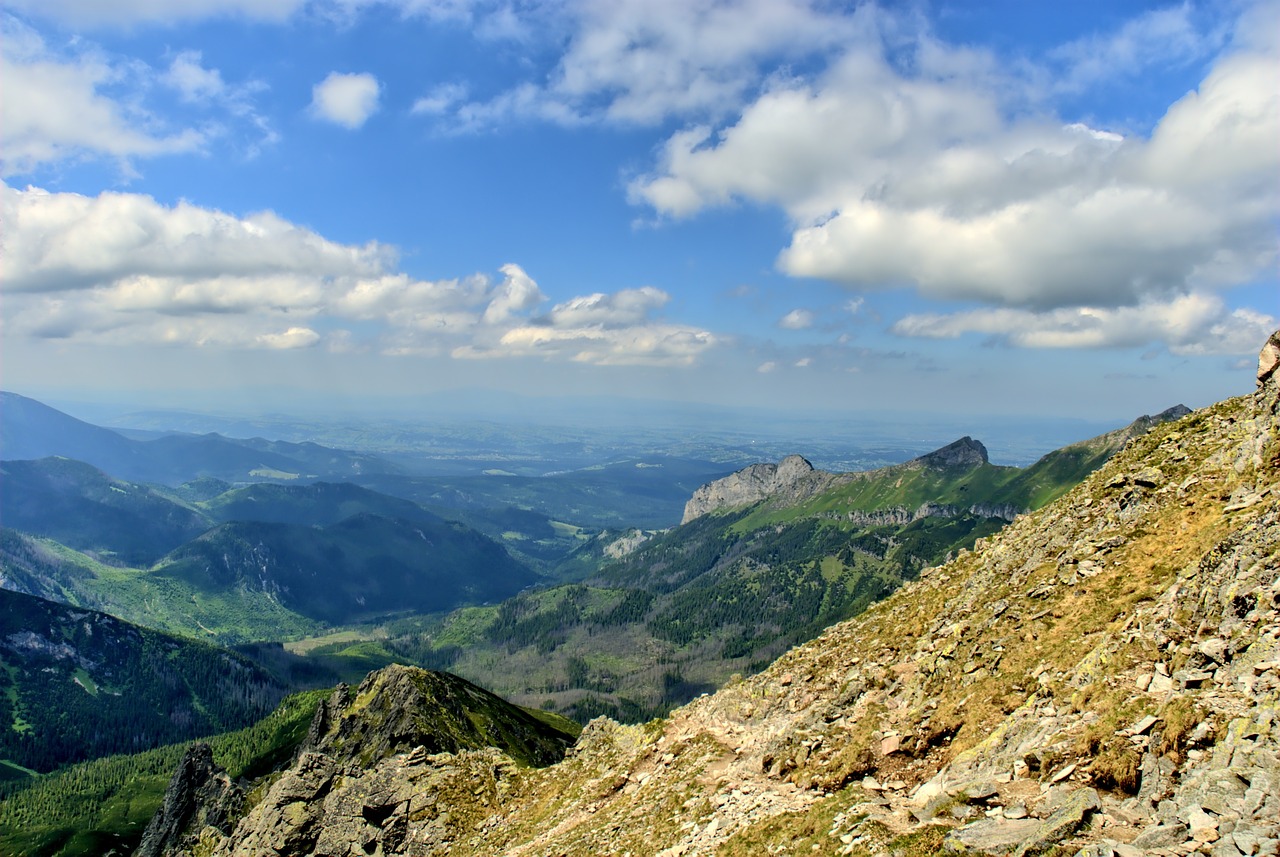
(157, 332, 1280, 857)
(681, 454, 832, 523)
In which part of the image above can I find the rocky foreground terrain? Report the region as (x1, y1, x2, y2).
(152, 331, 1279, 857)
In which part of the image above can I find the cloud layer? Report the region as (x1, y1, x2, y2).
(1, 183, 715, 365)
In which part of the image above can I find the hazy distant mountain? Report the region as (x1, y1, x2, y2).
(203, 480, 440, 527)
(0, 392, 137, 464)
(1, 391, 403, 485)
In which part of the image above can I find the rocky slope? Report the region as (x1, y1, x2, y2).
(158, 331, 1278, 857)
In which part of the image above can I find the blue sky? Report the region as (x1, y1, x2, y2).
(2, 0, 1277, 422)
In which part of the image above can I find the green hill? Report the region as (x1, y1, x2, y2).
(0, 458, 211, 566)
(202, 480, 439, 527)
(0, 589, 286, 774)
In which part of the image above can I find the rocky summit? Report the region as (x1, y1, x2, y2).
(151, 331, 1279, 857)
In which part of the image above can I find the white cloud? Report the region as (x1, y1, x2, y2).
(892, 294, 1278, 357)
(1049, 3, 1223, 93)
(2, 182, 719, 366)
(481, 264, 546, 324)
(629, 4, 1279, 329)
(412, 82, 468, 116)
(778, 308, 813, 330)
(443, 0, 871, 129)
(757, 361, 776, 373)
(163, 51, 226, 102)
(311, 72, 381, 129)
(258, 327, 322, 349)
(0, 19, 206, 175)
(545, 286, 668, 327)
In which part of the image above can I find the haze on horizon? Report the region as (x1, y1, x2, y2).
(2, 0, 1277, 425)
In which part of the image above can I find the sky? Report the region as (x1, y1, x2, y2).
(2, 0, 1277, 424)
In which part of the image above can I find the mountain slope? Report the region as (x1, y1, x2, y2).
(180, 333, 1278, 856)
(0, 458, 211, 566)
(153, 514, 539, 626)
(201, 480, 439, 527)
(352, 411, 1190, 726)
(0, 589, 286, 773)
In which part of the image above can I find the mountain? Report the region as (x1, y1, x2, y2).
(131, 338, 1280, 856)
(201, 480, 440, 527)
(365, 409, 1189, 725)
(0, 589, 286, 774)
(683, 407, 1191, 526)
(154, 513, 539, 626)
(0, 472, 539, 643)
(1, 391, 402, 486)
(0, 458, 211, 566)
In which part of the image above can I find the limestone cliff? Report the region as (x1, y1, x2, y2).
(681, 453, 834, 523)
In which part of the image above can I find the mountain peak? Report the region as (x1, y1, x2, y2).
(913, 435, 989, 470)
(680, 454, 824, 523)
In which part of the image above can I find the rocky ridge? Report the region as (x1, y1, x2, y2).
(680, 439, 994, 525)
(158, 332, 1278, 857)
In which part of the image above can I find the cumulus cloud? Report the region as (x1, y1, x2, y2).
(892, 294, 1278, 357)
(311, 72, 381, 129)
(0, 19, 205, 175)
(778, 308, 813, 330)
(163, 51, 226, 102)
(439, 0, 869, 129)
(627, 3, 1279, 355)
(2, 182, 717, 365)
(412, 82, 468, 116)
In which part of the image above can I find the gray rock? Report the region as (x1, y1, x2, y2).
(134, 743, 243, 857)
(1133, 822, 1190, 849)
(944, 818, 1042, 854)
(1012, 788, 1100, 857)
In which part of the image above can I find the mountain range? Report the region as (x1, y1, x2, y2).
(97, 335, 1279, 857)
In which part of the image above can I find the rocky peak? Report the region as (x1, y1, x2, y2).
(681, 454, 822, 523)
(912, 435, 989, 470)
(134, 743, 243, 857)
(302, 663, 574, 769)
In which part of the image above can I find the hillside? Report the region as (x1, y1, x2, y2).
(361, 410, 1185, 724)
(0, 458, 211, 566)
(155, 514, 539, 626)
(0, 589, 285, 774)
(1, 473, 541, 644)
(155, 332, 1278, 856)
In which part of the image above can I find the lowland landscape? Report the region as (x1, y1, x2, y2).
(0, 331, 1274, 857)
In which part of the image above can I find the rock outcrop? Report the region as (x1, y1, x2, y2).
(135, 743, 243, 857)
(141, 664, 576, 857)
(681, 454, 831, 523)
(159, 331, 1280, 857)
(680, 436, 995, 524)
